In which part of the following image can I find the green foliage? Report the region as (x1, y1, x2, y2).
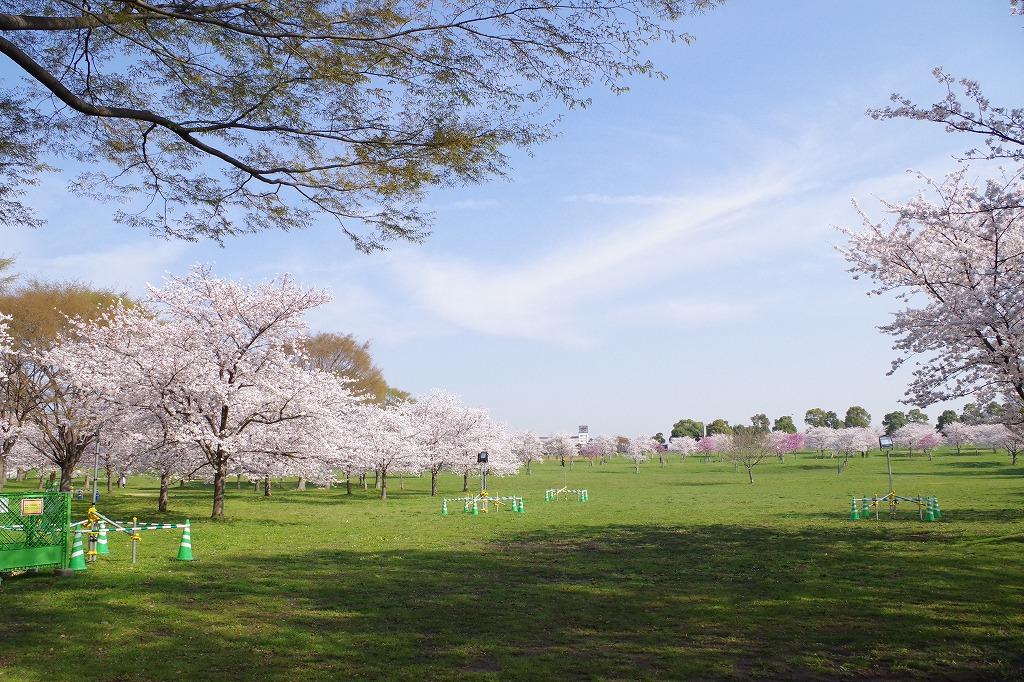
(843, 406, 871, 428)
(804, 407, 828, 428)
(823, 411, 843, 429)
(652, 432, 665, 444)
(882, 411, 908, 435)
(0, 0, 721, 246)
(0, 449, 1021, 679)
(907, 408, 929, 424)
(706, 419, 732, 436)
(937, 409, 959, 431)
(671, 418, 704, 439)
(749, 413, 770, 433)
(772, 415, 797, 433)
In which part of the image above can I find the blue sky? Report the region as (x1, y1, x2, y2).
(2, 1, 1022, 435)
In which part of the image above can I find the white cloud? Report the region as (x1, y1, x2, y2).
(17, 240, 190, 293)
(390, 164, 808, 345)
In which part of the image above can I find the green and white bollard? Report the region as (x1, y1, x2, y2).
(68, 530, 87, 571)
(472, 500, 479, 516)
(862, 495, 870, 519)
(441, 499, 448, 516)
(850, 498, 860, 520)
(932, 497, 941, 519)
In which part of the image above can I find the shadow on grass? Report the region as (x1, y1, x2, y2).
(2, 523, 1023, 680)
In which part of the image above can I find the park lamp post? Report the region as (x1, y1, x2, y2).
(478, 451, 488, 492)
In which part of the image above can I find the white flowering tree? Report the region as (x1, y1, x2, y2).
(512, 431, 543, 475)
(408, 391, 492, 496)
(841, 169, 1024, 432)
(626, 434, 657, 473)
(804, 427, 839, 458)
(544, 433, 577, 468)
(48, 265, 363, 518)
(667, 436, 698, 462)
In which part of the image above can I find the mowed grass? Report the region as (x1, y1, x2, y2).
(1, 449, 1023, 681)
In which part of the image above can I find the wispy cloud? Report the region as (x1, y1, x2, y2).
(561, 193, 687, 206)
(18, 240, 190, 293)
(390, 162, 809, 345)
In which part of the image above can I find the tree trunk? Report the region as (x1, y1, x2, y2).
(430, 470, 438, 496)
(17, 467, 25, 481)
(659, 455, 665, 467)
(361, 473, 367, 489)
(747, 467, 754, 484)
(59, 465, 73, 492)
(158, 472, 170, 513)
(296, 476, 306, 491)
(399, 473, 404, 491)
(373, 469, 380, 489)
(634, 461, 639, 474)
(1012, 451, 1019, 465)
(346, 471, 352, 495)
(0, 455, 5, 490)
(527, 459, 532, 475)
(106, 469, 112, 493)
(463, 471, 469, 492)
(380, 470, 388, 499)
(83, 473, 91, 490)
(211, 456, 227, 520)
(180, 479, 185, 488)
(37, 472, 45, 490)
(237, 474, 242, 489)
(263, 475, 272, 497)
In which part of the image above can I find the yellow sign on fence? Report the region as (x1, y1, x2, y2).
(20, 498, 44, 516)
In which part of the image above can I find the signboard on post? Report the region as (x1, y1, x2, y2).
(20, 498, 44, 516)
(878, 435, 894, 450)
(477, 451, 488, 464)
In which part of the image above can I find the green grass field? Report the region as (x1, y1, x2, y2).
(1, 449, 1023, 680)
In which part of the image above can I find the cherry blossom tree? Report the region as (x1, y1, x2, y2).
(513, 431, 543, 475)
(942, 422, 974, 455)
(804, 427, 839, 458)
(696, 433, 729, 462)
(409, 391, 493, 495)
(667, 436, 697, 462)
(893, 423, 939, 457)
(48, 265, 363, 518)
(841, 168, 1024, 426)
(544, 433, 577, 468)
(720, 430, 772, 484)
(768, 431, 804, 462)
(626, 434, 657, 473)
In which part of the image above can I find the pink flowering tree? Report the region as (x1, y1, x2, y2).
(768, 431, 804, 462)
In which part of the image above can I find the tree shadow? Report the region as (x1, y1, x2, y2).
(2, 523, 1022, 680)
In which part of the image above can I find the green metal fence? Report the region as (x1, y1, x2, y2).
(0, 491, 71, 572)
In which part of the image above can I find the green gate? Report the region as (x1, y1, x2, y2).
(0, 491, 71, 572)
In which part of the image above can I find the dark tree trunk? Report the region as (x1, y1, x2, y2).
(463, 471, 469, 492)
(380, 470, 388, 499)
(106, 468, 112, 493)
(58, 465, 73, 492)
(263, 475, 272, 497)
(211, 455, 227, 520)
(747, 467, 754, 484)
(373, 469, 380, 489)
(430, 469, 438, 496)
(158, 472, 170, 513)
(346, 471, 352, 495)
(237, 474, 242, 489)
(296, 476, 306, 491)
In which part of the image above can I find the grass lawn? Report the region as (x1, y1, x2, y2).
(1, 448, 1023, 680)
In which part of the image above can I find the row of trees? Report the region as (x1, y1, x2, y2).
(0, 266, 542, 518)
